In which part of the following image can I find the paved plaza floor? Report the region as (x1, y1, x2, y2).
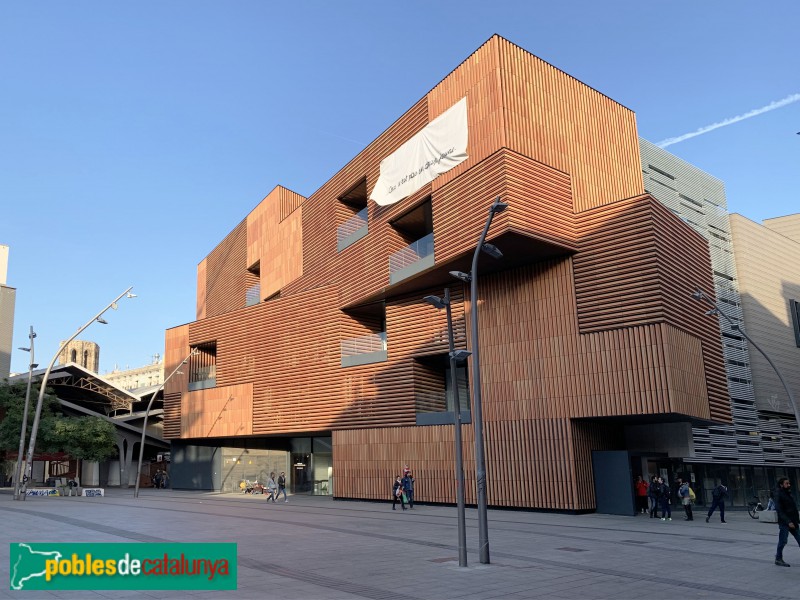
(2, 488, 799, 599)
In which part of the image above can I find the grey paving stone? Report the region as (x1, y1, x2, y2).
(1, 489, 796, 600)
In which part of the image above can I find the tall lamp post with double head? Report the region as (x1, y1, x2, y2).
(423, 288, 470, 567)
(19, 287, 136, 500)
(450, 196, 508, 564)
(692, 288, 800, 429)
(134, 348, 198, 498)
(13, 326, 38, 500)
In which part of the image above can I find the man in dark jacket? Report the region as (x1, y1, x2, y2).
(648, 477, 661, 519)
(774, 477, 800, 567)
(705, 482, 728, 523)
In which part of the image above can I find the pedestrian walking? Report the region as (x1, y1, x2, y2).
(266, 472, 278, 503)
(402, 471, 415, 509)
(275, 471, 288, 502)
(706, 482, 728, 523)
(648, 476, 661, 519)
(634, 476, 649, 514)
(774, 477, 800, 567)
(677, 478, 694, 521)
(392, 475, 406, 510)
(153, 470, 163, 489)
(659, 477, 672, 521)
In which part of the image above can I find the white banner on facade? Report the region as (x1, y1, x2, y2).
(370, 97, 468, 206)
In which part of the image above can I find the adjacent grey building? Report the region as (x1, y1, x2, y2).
(640, 139, 800, 504)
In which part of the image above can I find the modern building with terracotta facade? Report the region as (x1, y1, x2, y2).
(163, 36, 731, 511)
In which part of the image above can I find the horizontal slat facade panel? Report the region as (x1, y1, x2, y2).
(433, 149, 576, 267)
(387, 287, 466, 360)
(200, 219, 249, 320)
(163, 324, 189, 439)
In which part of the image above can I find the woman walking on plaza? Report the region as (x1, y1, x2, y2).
(392, 475, 406, 510)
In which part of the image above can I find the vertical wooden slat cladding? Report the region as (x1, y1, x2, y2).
(163, 325, 189, 440)
(202, 220, 248, 319)
(279, 187, 305, 222)
(246, 186, 305, 300)
(569, 421, 624, 510)
(182, 383, 253, 438)
(495, 37, 643, 212)
(428, 36, 505, 191)
(334, 425, 477, 506)
(334, 419, 590, 510)
(434, 149, 576, 267)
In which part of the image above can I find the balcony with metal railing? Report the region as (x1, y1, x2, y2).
(188, 365, 217, 391)
(337, 207, 369, 252)
(340, 332, 387, 367)
(388, 233, 434, 285)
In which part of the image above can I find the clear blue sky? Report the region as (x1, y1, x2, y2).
(2, 2, 798, 376)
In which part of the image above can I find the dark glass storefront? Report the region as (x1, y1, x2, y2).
(642, 458, 800, 507)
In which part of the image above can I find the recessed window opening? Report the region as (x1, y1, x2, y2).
(388, 197, 434, 284)
(713, 270, 735, 281)
(337, 178, 369, 252)
(340, 302, 387, 368)
(790, 299, 800, 347)
(189, 341, 217, 391)
(648, 165, 676, 180)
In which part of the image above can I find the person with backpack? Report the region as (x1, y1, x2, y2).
(706, 482, 728, 523)
(677, 478, 694, 521)
(648, 476, 661, 519)
(774, 477, 800, 567)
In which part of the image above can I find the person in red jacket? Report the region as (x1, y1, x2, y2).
(634, 476, 649, 515)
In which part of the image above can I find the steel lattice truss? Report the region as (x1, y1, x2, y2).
(49, 373, 133, 414)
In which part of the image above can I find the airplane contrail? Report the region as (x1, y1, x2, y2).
(656, 93, 800, 148)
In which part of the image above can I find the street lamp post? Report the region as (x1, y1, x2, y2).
(423, 288, 470, 567)
(692, 288, 800, 429)
(451, 196, 508, 564)
(19, 287, 135, 500)
(134, 348, 197, 498)
(13, 326, 38, 500)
